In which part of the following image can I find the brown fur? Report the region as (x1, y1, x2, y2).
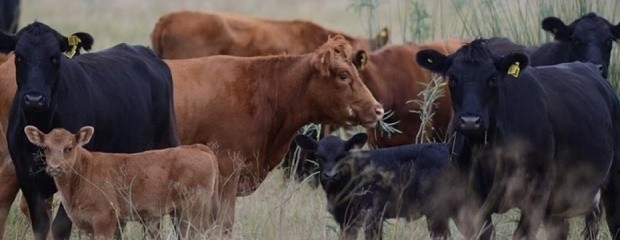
(24, 126, 219, 239)
(150, 11, 389, 59)
(166, 35, 382, 234)
(357, 39, 465, 147)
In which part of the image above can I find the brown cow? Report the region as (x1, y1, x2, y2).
(150, 11, 389, 59)
(24, 126, 220, 239)
(353, 39, 465, 147)
(166, 35, 383, 234)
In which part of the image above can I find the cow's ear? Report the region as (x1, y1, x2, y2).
(613, 22, 620, 40)
(344, 133, 367, 151)
(416, 49, 451, 75)
(496, 53, 529, 78)
(295, 135, 318, 152)
(376, 27, 389, 48)
(24, 126, 45, 147)
(542, 17, 573, 41)
(353, 50, 369, 71)
(76, 126, 94, 146)
(0, 32, 16, 53)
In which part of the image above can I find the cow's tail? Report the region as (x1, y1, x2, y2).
(150, 14, 171, 57)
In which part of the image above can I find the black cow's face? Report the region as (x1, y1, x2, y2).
(0, 22, 93, 111)
(542, 12, 620, 78)
(295, 133, 367, 190)
(416, 40, 529, 137)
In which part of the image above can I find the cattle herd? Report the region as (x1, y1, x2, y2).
(0, 5, 617, 240)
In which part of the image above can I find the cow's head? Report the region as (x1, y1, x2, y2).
(24, 125, 93, 177)
(542, 12, 620, 78)
(295, 133, 367, 191)
(309, 35, 383, 128)
(0, 22, 93, 111)
(416, 39, 529, 137)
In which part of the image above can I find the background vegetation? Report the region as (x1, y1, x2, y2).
(4, 0, 620, 239)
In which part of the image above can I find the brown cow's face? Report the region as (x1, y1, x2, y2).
(24, 126, 93, 177)
(310, 36, 383, 128)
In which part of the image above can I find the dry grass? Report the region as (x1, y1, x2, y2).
(4, 0, 620, 239)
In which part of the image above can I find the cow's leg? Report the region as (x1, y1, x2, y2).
(603, 178, 620, 238)
(476, 215, 495, 240)
(340, 223, 359, 240)
(362, 208, 384, 240)
(51, 204, 72, 240)
(21, 190, 51, 240)
(92, 214, 116, 240)
(583, 197, 602, 240)
(0, 159, 19, 240)
(544, 216, 569, 240)
(217, 170, 239, 239)
(426, 218, 450, 239)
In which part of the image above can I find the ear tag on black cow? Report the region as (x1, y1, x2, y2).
(64, 35, 81, 59)
(507, 62, 520, 78)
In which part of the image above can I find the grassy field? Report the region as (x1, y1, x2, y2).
(3, 0, 620, 239)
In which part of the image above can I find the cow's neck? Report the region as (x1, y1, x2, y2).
(238, 55, 319, 192)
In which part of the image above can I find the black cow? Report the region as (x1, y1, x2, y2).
(295, 133, 453, 240)
(487, 12, 620, 78)
(0, 22, 180, 240)
(416, 39, 620, 239)
(0, 0, 19, 33)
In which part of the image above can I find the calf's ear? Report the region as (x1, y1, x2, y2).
(0, 32, 16, 53)
(496, 53, 529, 78)
(76, 126, 94, 146)
(24, 126, 45, 146)
(344, 133, 368, 151)
(295, 135, 318, 152)
(416, 49, 451, 75)
(542, 16, 573, 41)
(353, 50, 369, 71)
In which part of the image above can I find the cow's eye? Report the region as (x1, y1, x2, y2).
(15, 56, 22, 63)
(43, 147, 50, 153)
(63, 147, 72, 153)
(339, 72, 348, 80)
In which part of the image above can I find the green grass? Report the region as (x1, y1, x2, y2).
(5, 0, 620, 239)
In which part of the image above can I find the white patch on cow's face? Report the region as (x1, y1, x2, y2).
(346, 106, 354, 117)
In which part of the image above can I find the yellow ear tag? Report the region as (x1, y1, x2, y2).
(507, 61, 520, 78)
(64, 35, 81, 59)
(359, 53, 367, 71)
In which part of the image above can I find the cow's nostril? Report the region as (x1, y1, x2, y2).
(375, 106, 384, 117)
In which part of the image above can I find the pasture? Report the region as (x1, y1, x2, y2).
(3, 0, 620, 239)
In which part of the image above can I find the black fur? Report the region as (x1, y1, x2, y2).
(296, 133, 452, 239)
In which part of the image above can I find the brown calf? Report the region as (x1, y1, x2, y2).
(151, 11, 389, 59)
(24, 126, 219, 239)
(167, 35, 383, 234)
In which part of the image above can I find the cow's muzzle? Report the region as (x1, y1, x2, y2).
(459, 116, 481, 132)
(22, 93, 47, 109)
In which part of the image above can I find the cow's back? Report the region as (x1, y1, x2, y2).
(61, 44, 176, 152)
